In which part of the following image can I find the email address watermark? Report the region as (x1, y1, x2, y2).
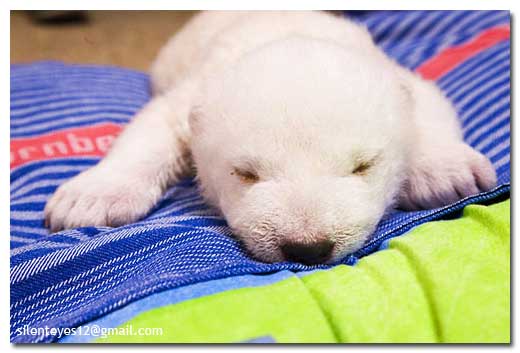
(15, 324, 164, 339)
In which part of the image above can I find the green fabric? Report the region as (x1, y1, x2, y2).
(303, 200, 510, 343)
(98, 200, 510, 343)
(96, 276, 337, 343)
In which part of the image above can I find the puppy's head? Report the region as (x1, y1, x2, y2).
(190, 38, 414, 264)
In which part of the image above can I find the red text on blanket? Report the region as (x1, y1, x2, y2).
(10, 124, 122, 169)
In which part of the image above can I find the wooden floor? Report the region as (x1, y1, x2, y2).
(10, 11, 196, 72)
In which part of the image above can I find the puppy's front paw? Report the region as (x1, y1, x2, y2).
(44, 167, 160, 233)
(400, 143, 497, 210)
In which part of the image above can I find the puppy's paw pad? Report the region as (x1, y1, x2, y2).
(400, 143, 497, 210)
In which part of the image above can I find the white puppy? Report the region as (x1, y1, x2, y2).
(45, 11, 497, 264)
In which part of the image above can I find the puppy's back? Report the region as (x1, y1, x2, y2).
(150, 11, 378, 94)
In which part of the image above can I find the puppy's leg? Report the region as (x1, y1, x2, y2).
(44, 86, 193, 232)
(399, 75, 497, 210)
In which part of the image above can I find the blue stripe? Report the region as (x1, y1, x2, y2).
(11, 101, 142, 120)
(424, 11, 472, 38)
(453, 11, 509, 39)
(11, 118, 129, 138)
(491, 147, 510, 164)
(458, 82, 509, 116)
(11, 89, 148, 103)
(11, 93, 148, 111)
(496, 163, 510, 177)
(463, 103, 509, 139)
(470, 117, 510, 147)
(445, 61, 509, 100)
(481, 132, 510, 154)
(11, 172, 81, 194)
(461, 89, 510, 124)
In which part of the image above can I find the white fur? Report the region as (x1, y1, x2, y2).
(45, 11, 497, 263)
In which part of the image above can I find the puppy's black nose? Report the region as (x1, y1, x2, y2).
(281, 240, 334, 265)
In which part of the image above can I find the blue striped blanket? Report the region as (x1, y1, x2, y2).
(10, 11, 510, 342)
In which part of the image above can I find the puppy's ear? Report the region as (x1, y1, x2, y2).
(188, 105, 204, 135)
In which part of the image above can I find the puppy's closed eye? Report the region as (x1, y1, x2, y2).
(352, 161, 372, 175)
(231, 167, 259, 184)
(352, 154, 380, 176)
